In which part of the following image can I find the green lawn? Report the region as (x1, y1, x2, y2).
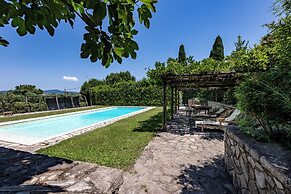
(38, 107, 162, 169)
(0, 106, 105, 123)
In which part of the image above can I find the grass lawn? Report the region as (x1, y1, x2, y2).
(38, 107, 162, 169)
(0, 106, 105, 123)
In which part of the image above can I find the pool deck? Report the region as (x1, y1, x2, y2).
(0, 110, 234, 193)
(0, 107, 154, 152)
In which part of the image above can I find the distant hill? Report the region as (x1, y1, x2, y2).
(0, 90, 7, 93)
(44, 89, 79, 95)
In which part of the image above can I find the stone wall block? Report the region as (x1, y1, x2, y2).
(234, 158, 242, 174)
(276, 189, 286, 194)
(249, 148, 260, 162)
(255, 169, 266, 189)
(239, 174, 248, 189)
(249, 166, 255, 180)
(266, 176, 275, 188)
(258, 188, 267, 194)
(236, 146, 241, 159)
(229, 138, 234, 146)
(249, 180, 259, 194)
(274, 178, 284, 190)
(255, 162, 264, 172)
(242, 188, 251, 194)
(247, 156, 255, 168)
(240, 158, 249, 183)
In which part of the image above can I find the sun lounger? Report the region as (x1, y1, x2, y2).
(195, 109, 240, 131)
(3, 111, 13, 116)
(193, 107, 226, 118)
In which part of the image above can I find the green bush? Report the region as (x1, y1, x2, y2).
(93, 81, 163, 106)
(13, 102, 29, 113)
(235, 68, 291, 144)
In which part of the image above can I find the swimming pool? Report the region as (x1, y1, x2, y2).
(0, 107, 145, 145)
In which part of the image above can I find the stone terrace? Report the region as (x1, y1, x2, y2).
(0, 111, 234, 193)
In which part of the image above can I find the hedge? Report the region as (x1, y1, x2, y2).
(92, 81, 164, 106)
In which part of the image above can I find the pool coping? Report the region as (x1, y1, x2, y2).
(0, 106, 114, 126)
(0, 106, 154, 153)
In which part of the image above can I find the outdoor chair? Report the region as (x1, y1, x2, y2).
(195, 109, 240, 131)
(193, 107, 226, 118)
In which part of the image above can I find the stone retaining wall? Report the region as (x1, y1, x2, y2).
(224, 127, 291, 194)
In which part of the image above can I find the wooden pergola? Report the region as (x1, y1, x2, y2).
(161, 72, 240, 131)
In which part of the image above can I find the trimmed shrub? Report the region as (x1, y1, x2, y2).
(93, 81, 163, 106)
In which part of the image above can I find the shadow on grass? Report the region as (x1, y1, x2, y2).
(133, 112, 164, 133)
(0, 147, 72, 193)
(177, 156, 234, 194)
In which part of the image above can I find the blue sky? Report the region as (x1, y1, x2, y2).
(0, 0, 276, 91)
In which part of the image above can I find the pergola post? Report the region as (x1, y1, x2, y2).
(177, 90, 180, 110)
(55, 96, 60, 110)
(171, 87, 174, 119)
(163, 80, 167, 131)
(175, 88, 178, 113)
(71, 96, 75, 108)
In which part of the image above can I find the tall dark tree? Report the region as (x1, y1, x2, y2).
(178, 44, 186, 63)
(234, 35, 249, 51)
(209, 35, 224, 61)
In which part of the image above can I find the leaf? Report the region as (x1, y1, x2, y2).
(81, 48, 90, 58)
(16, 25, 27, 36)
(45, 25, 55, 36)
(0, 37, 9, 47)
(130, 50, 137, 59)
(25, 20, 36, 34)
(11, 18, 23, 28)
(93, 2, 107, 25)
(114, 47, 124, 57)
(130, 40, 139, 50)
(131, 29, 138, 35)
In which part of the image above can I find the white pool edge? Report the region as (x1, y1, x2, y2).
(0, 107, 155, 152)
(0, 106, 115, 127)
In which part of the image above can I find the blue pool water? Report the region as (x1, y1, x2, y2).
(0, 107, 144, 145)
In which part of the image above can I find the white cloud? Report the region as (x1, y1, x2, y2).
(63, 76, 79, 82)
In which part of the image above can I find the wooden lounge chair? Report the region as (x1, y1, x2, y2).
(3, 111, 13, 116)
(195, 109, 240, 131)
(193, 107, 226, 118)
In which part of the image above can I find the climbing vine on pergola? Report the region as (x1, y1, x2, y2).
(161, 72, 241, 130)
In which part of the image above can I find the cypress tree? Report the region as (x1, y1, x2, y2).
(209, 35, 224, 61)
(178, 44, 186, 63)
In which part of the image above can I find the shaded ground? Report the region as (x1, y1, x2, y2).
(0, 147, 124, 193)
(0, 110, 233, 193)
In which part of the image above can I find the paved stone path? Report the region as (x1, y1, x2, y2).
(0, 111, 233, 193)
(119, 113, 234, 194)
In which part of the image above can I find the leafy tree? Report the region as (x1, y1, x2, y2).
(80, 78, 104, 105)
(14, 85, 43, 95)
(105, 71, 136, 85)
(209, 35, 224, 61)
(235, 0, 291, 144)
(0, 0, 157, 67)
(178, 44, 186, 63)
